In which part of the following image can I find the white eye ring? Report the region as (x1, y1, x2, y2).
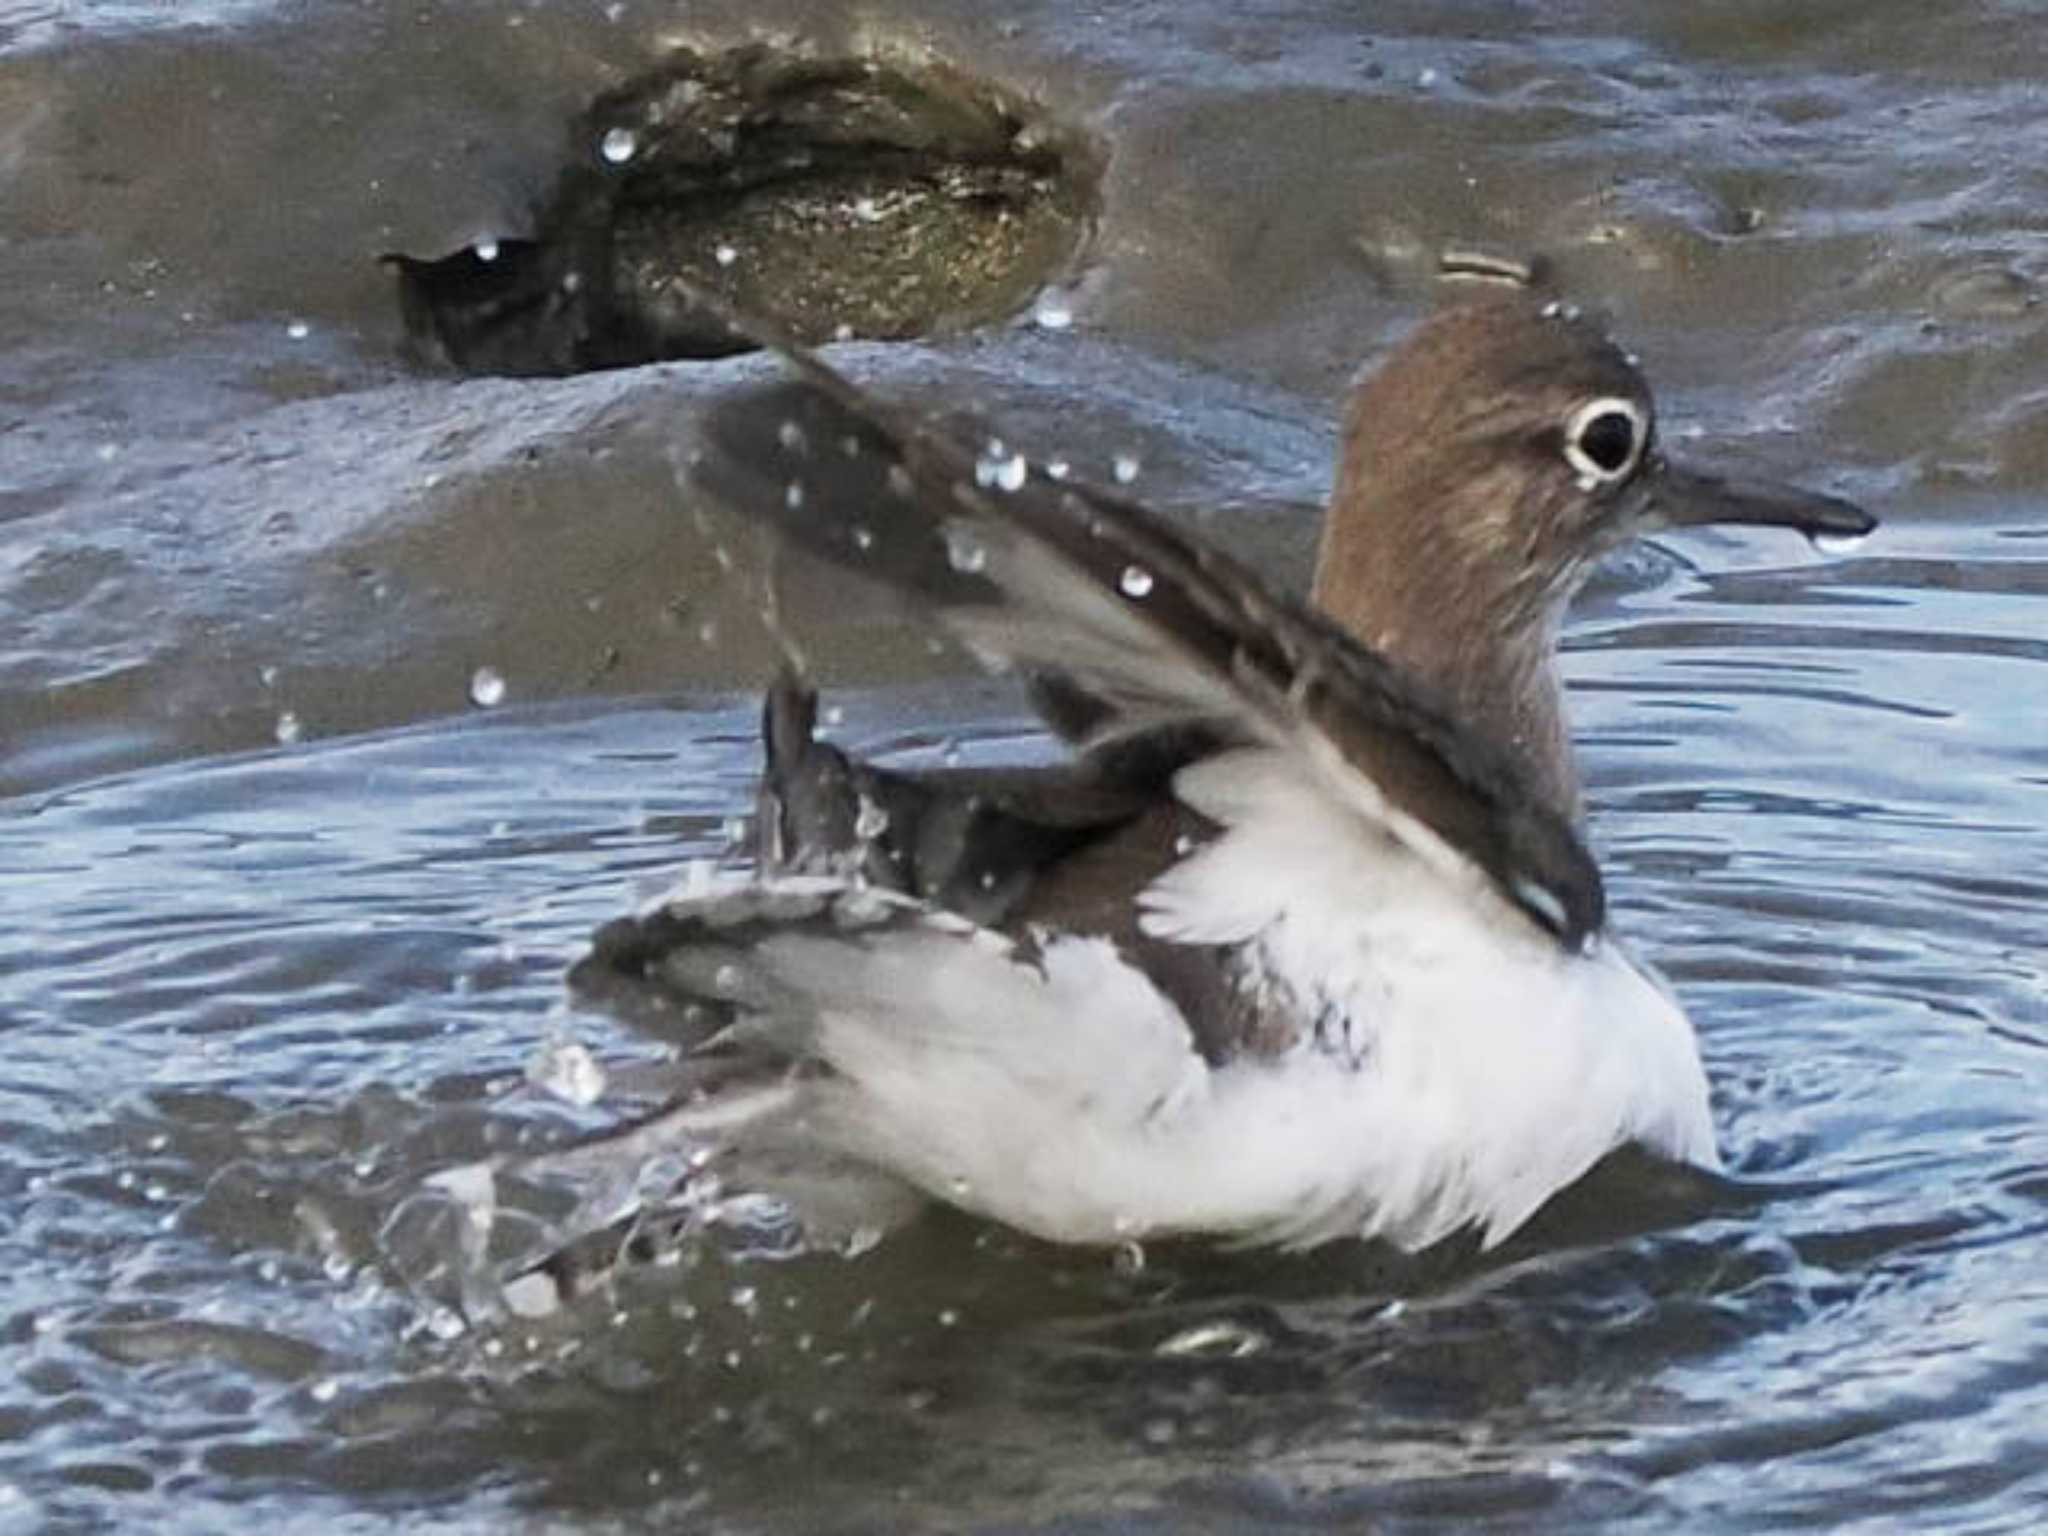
(1562, 396, 1649, 490)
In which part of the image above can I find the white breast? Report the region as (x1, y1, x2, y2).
(1131, 747, 1721, 1248)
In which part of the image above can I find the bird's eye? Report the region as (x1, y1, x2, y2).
(1562, 396, 1648, 488)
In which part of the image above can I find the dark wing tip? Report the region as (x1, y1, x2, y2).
(1505, 805, 1605, 950)
(693, 378, 1006, 610)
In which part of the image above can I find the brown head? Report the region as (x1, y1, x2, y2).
(1312, 291, 1872, 822)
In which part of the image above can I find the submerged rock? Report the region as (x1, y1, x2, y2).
(387, 45, 1099, 376)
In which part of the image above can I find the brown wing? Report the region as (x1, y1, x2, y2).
(688, 324, 1604, 950)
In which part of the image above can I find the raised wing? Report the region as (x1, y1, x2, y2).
(688, 327, 1604, 950)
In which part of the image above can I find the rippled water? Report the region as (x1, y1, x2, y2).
(4, 1, 2047, 1531)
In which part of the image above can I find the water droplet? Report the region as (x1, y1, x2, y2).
(258, 665, 279, 689)
(975, 441, 1028, 492)
(731, 1285, 759, 1313)
(854, 796, 890, 840)
(1119, 564, 1155, 598)
(853, 524, 875, 551)
(274, 711, 303, 745)
(425, 1306, 467, 1340)
(468, 666, 507, 708)
(310, 1378, 340, 1403)
(776, 419, 808, 453)
(941, 738, 963, 766)
(600, 126, 638, 164)
(1112, 453, 1141, 484)
(1032, 290, 1074, 330)
(714, 243, 738, 267)
(286, 319, 310, 341)
(784, 480, 805, 510)
(526, 1036, 606, 1106)
(1045, 458, 1071, 480)
(1417, 66, 1440, 88)
(1156, 1319, 1267, 1358)
(937, 1308, 960, 1327)
(712, 963, 742, 995)
(502, 1273, 561, 1319)
(722, 815, 748, 845)
(1809, 526, 1871, 556)
(474, 237, 499, 262)
(1113, 1239, 1146, 1275)
(945, 525, 989, 573)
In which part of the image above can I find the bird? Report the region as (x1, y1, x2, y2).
(517, 270, 1875, 1294)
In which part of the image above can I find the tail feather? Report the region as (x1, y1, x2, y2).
(752, 666, 1147, 927)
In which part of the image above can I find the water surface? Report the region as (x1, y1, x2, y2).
(3, 2, 2046, 1530)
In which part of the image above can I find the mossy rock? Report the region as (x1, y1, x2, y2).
(388, 46, 1099, 376)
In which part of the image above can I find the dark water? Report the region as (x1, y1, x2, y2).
(4, 1, 2047, 1530)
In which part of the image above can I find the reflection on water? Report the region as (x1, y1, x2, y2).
(5, 0, 2048, 1528)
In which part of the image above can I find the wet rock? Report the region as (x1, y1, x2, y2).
(387, 46, 1098, 377)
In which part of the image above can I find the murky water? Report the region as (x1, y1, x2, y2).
(4, 1, 2047, 1530)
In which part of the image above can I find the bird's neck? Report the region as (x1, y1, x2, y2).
(1311, 451, 1582, 824)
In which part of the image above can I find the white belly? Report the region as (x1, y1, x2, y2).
(753, 750, 1719, 1252)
